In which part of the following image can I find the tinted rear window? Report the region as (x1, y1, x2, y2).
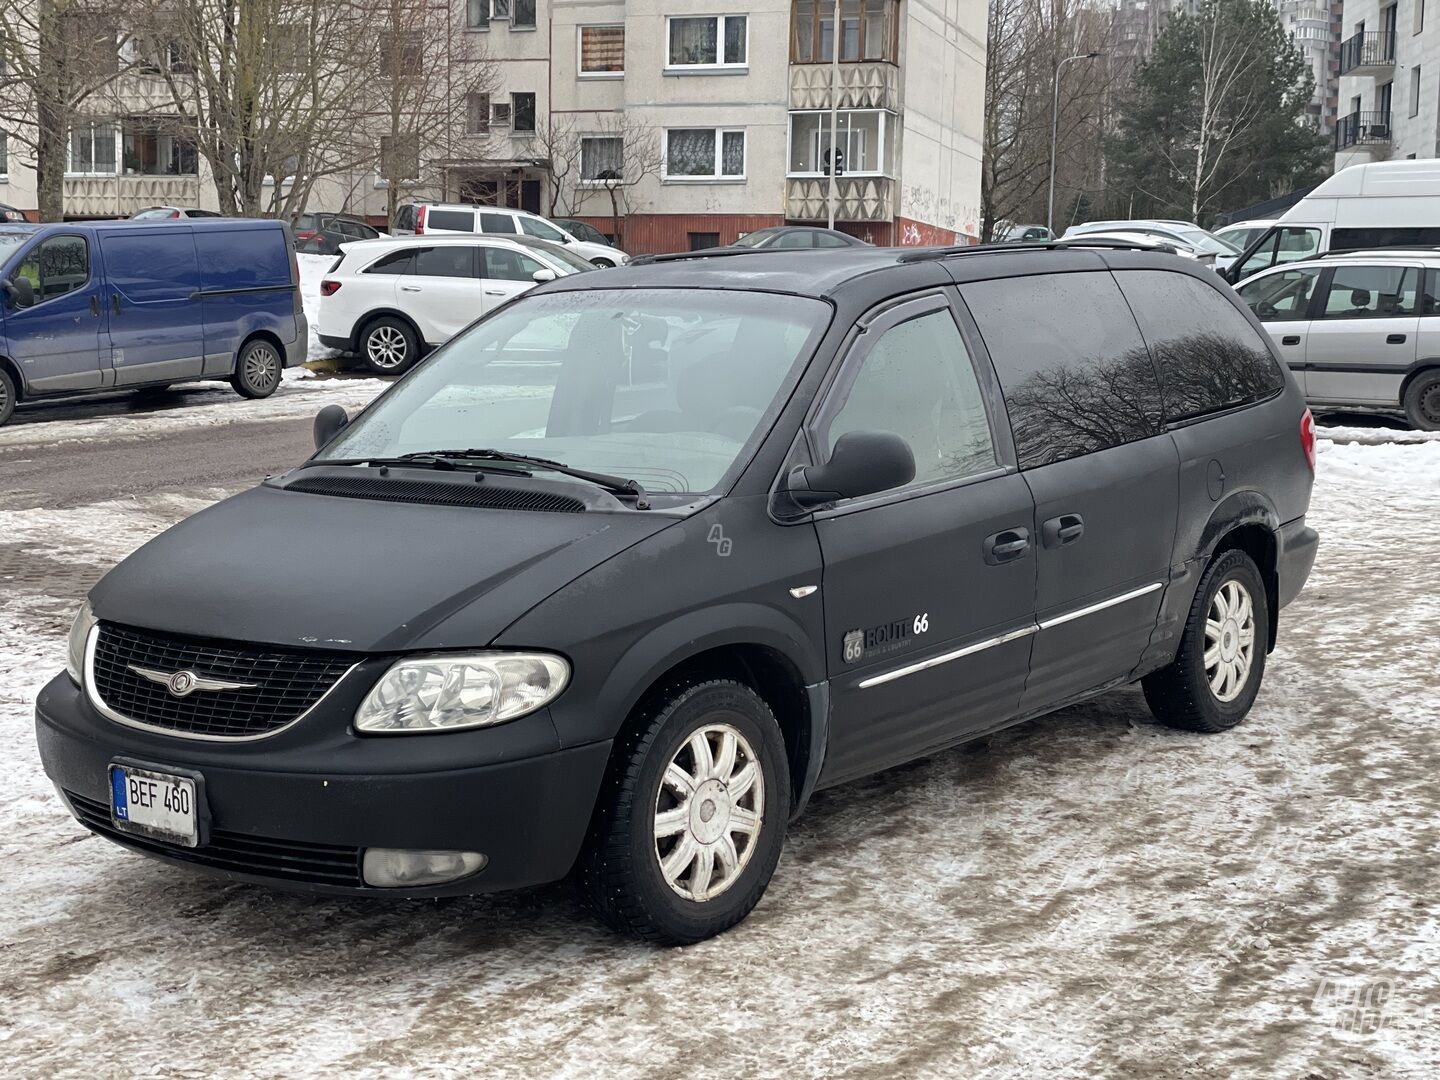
(427, 209, 475, 232)
(961, 271, 1162, 468)
(479, 213, 518, 234)
(1115, 270, 1284, 423)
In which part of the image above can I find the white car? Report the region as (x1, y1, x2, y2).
(1063, 219, 1240, 272)
(316, 235, 592, 374)
(1058, 230, 1220, 270)
(1214, 219, 1277, 256)
(391, 203, 630, 267)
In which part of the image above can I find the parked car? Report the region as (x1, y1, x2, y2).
(1227, 159, 1440, 282)
(292, 213, 383, 255)
(37, 241, 1318, 944)
(392, 203, 629, 266)
(1234, 248, 1440, 429)
(730, 226, 868, 249)
(1214, 219, 1277, 255)
(316, 234, 590, 374)
(1064, 219, 1241, 271)
(999, 224, 1054, 243)
(0, 218, 305, 426)
(129, 206, 223, 219)
(1059, 230, 1219, 269)
(0, 202, 28, 224)
(553, 219, 616, 247)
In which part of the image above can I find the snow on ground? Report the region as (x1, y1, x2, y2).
(298, 252, 341, 362)
(1, 419, 1439, 1078)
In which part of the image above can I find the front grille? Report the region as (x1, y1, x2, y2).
(285, 474, 587, 513)
(91, 622, 355, 738)
(66, 791, 364, 887)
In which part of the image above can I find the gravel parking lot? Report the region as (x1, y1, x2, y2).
(2, 387, 1438, 1079)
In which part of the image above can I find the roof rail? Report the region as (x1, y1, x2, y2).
(1314, 246, 1440, 258)
(627, 248, 769, 266)
(897, 237, 1176, 263)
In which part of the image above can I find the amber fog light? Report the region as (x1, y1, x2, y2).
(362, 848, 487, 887)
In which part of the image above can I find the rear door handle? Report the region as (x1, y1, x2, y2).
(983, 527, 1030, 565)
(1041, 513, 1085, 548)
(110, 294, 121, 315)
(1387, 333, 1407, 344)
(1281, 335, 1301, 346)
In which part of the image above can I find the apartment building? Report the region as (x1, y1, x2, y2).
(1335, 0, 1440, 165)
(0, 0, 986, 253)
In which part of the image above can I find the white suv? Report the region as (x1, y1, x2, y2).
(316, 235, 591, 374)
(391, 203, 629, 267)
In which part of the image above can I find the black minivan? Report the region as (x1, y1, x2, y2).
(35, 243, 1319, 945)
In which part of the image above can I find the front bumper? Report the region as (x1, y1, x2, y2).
(35, 673, 611, 897)
(1277, 517, 1319, 610)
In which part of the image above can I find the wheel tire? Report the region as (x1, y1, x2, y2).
(1143, 549, 1269, 734)
(230, 338, 282, 399)
(1402, 369, 1440, 431)
(359, 316, 419, 376)
(0, 367, 15, 427)
(578, 679, 790, 945)
(591, 258, 616, 268)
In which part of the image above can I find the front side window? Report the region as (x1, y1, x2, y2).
(664, 129, 745, 179)
(15, 235, 90, 302)
(69, 121, 117, 174)
(1236, 226, 1321, 278)
(580, 25, 624, 74)
(1237, 267, 1323, 322)
(788, 111, 891, 175)
(1318, 264, 1418, 318)
(963, 272, 1163, 468)
(519, 216, 566, 242)
(314, 288, 831, 496)
(580, 135, 624, 181)
(667, 15, 747, 68)
(818, 306, 997, 492)
(481, 248, 547, 281)
(1117, 271, 1286, 423)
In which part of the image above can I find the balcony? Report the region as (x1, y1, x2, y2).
(63, 175, 203, 218)
(1335, 110, 1392, 150)
(784, 176, 894, 223)
(1338, 31, 1395, 76)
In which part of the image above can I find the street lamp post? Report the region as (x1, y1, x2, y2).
(1047, 51, 1101, 236)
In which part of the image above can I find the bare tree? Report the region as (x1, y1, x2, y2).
(0, 0, 133, 221)
(546, 114, 662, 249)
(527, 113, 582, 217)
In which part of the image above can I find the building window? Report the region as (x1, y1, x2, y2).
(580, 135, 624, 180)
(122, 118, 198, 175)
(580, 25, 625, 76)
(69, 121, 117, 175)
(663, 128, 745, 180)
(666, 15, 747, 69)
(379, 31, 422, 76)
(1412, 65, 1423, 116)
(379, 134, 419, 183)
(466, 0, 489, 29)
(513, 0, 536, 29)
(0, 131, 7, 178)
(511, 92, 536, 133)
(1416, 0, 1425, 33)
(466, 92, 490, 134)
(792, 0, 898, 63)
(788, 110, 892, 175)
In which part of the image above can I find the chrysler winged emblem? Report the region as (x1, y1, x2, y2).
(129, 665, 258, 698)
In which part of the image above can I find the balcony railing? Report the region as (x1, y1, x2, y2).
(1338, 30, 1396, 75)
(1335, 110, 1392, 150)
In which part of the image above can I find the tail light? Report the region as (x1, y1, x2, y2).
(296, 229, 318, 241)
(320, 280, 342, 296)
(1300, 408, 1316, 472)
(415, 206, 426, 235)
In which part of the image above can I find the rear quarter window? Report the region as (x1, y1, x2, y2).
(427, 209, 476, 232)
(1116, 270, 1284, 423)
(960, 271, 1163, 468)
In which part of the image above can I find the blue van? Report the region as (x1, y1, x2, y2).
(0, 218, 306, 426)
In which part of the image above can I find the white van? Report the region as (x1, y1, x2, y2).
(391, 203, 629, 267)
(1228, 160, 1440, 282)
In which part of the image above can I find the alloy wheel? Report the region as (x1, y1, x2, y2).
(1205, 579, 1256, 703)
(366, 326, 409, 370)
(244, 344, 280, 391)
(653, 723, 765, 902)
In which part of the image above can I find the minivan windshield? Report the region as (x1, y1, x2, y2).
(317, 288, 831, 496)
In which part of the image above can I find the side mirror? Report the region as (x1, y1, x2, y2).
(313, 404, 349, 450)
(4, 276, 35, 308)
(532, 268, 557, 283)
(782, 431, 915, 513)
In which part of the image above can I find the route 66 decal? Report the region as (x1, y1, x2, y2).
(843, 630, 865, 664)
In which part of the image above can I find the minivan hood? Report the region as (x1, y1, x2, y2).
(89, 484, 678, 653)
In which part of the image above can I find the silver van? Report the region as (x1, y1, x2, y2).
(1235, 249, 1440, 429)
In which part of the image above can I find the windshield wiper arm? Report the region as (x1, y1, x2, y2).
(409, 449, 651, 509)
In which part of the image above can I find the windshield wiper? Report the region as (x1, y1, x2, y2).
(402, 448, 652, 509)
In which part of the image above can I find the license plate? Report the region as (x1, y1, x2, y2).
(109, 764, 199, 848)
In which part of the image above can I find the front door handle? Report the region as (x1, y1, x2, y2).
(1042, 513, 1085, 548)
(399, 285, 422, 293)
(89, 295, 100, 317)
(111, 294, 121, 315)
(983, 527, 1030, 565)
(1281, 334, 1301, 346)
(484, 289, 506, 296)
(1387, 333, 1407, 344)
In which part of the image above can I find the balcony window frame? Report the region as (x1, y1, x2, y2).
(786, 108, 894, 178)
(0, 130, 7, 180)
(121, 116, 199, 177)
(66, 120, 119, 177)
(661, 127, 747, 182)
(578, 24, 625, 78)
(664, 15, 748, 72)
(791, 0, 899, 64)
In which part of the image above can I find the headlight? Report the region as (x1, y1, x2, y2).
(355, 652, 569, 733)
(66, 601, 97, 685)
